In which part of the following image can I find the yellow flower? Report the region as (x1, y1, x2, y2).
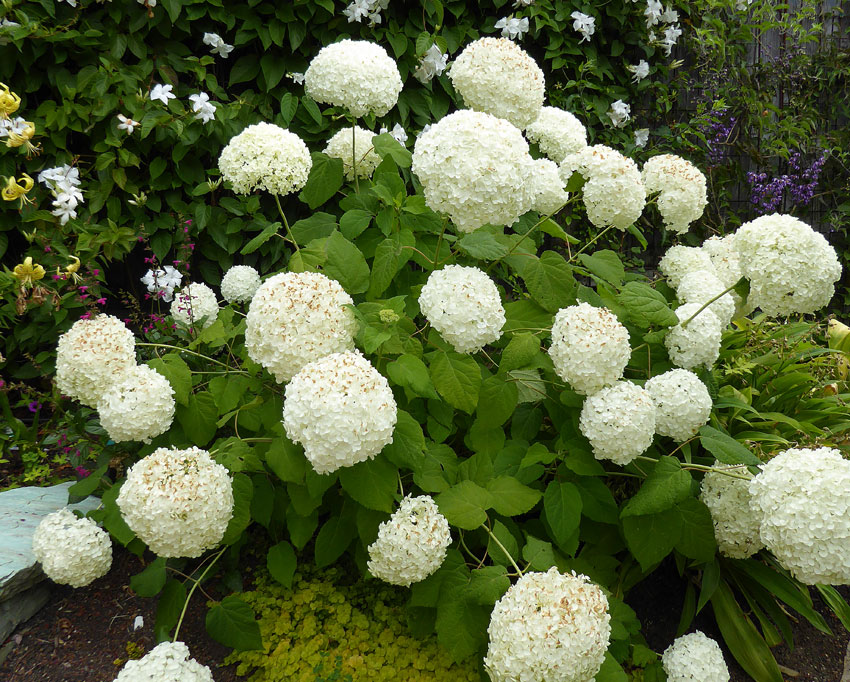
(0, 83, 20, 118)
(13, 256, 46, 287)
(6, 120, 34, 147)
(1, 173, 34, 207)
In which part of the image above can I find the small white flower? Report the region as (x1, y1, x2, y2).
(188, 92, 216, 124)
(628, 59, 650, 83)
(116, 114, 140, 135)
(343, 0, 371, 22)
(202, 32, 233, 58)
(149, 83, 175, 105)
(379, 122, 408, 144)
(289, 72, 305, 85)
(634, 128, 649, 147)
(133, 615, 144, 631)
(51, 194, 79, 225)
(141, 266, 182, 302)
(513, 0, 535, 5)
(608, 99, 631, 128)
(570, 11, 595, 42)
(495, 16, 529, 41)
(661, 24, 683, 55)
(1, 19, 21, 28)
(645, 0, 663, 28)
(660, 6, 679, 22)
(414, 44, 449, 83)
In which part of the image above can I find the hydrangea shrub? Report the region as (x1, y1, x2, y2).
(5, 5, 850, 682)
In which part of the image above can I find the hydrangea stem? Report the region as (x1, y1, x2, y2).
(635, 455, 754, 480)
(137, 342, 246, 373)
(487, 204, 570, 273)
(351, 122, 360, 194)
(274, 194, 299, 255)
(567, 224, 616, 264)
(172, 546, 227, 643)
(482, 521, 524, 576)
(679, 281, 739, 328)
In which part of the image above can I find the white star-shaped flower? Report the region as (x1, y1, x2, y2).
(608, 100, 631, 128)
(661, 24, 682, 55)
(117, 114, 140, 134)
(414, 44, 449, 83)
(379, 123, 408, 144)
(570, 11, 596, 42)
(645, 0, 663, 27)
(660, 6, 679, 22)
(628, 59, 650, 83)
(189, 92, 216, 124)
(495, 16, 530, 41)
(203, 32, 234, 58)
(634, 129, 650, 148)
(149, 83, 175, 105)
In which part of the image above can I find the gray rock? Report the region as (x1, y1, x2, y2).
(0, 583, 51, 643)
(0, 482, 100, 641)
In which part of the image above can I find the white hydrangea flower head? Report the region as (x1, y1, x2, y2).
(677, 269, 736, 326)
(662, 631, 730, 682)
(658, 244, 715, 290)
(170, 282, 219, 331)
(31, 508, 112, 588)
(700, 462, 763, 559)
(524, 106, 588, 163)
(304, 39, 403, 117)
(221, 265, 261, 304)
(700, 235, 743, 290)
(559, 145, 646, 230)
(323, 126, 382, 180)
(411, 109, 537, 233)
(245, 271, 357, 383)
(579, 381, 656, 465)
(642, 154, 708, 234)
(448, 37, 545, 130)
(645, 369, 712, 441)
(218, 122, 312, 196)
(529, 158, 569, 215)
(114, 642, 214, 682)
(283, 350, 398, 475)
(367, 495, 451, 586)
(418, 265, 505, 354)
(749, 447, 850, 584)
(55, 314, 136, 408)
(549, 303, 631, 396)
(97, 365, 175, 444)
(664, 303, 722, 369)
(733, 214, 841, 316)
(484, 568, 611, 682)
(117, 446, 234, 558)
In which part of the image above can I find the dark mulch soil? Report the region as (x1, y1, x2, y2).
(2, 548, 848, 681)
(628, 557, 850, 682)
(0, 548, 239, 682)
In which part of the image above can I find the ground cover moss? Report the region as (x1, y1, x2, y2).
(225, 565, 480, 681)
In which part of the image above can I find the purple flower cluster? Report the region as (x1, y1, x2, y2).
(700, 109, 737, 166)
(746, 151, 827, 214)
